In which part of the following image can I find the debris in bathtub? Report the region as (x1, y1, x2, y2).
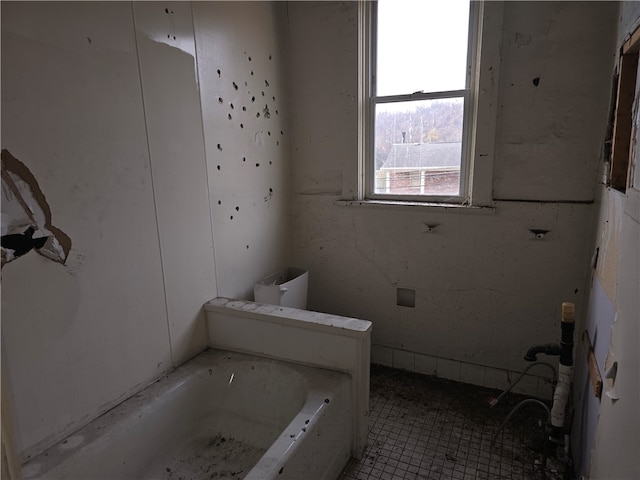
(324, 398, 330, 403)
(209, 368, 213, 375)
(228, 373, 235, 385)
(301, 427, 306, 432)
(279, 467, 284, 475)
(305, 419, 310, 424)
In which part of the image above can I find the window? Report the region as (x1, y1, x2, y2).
(359, 1, 497, 206)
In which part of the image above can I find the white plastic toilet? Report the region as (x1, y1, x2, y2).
(253, 267, 308, 309)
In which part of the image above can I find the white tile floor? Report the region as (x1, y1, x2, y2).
(341, 365, 571, 480)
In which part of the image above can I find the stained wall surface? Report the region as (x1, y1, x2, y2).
(287, 1, 618, 396)
(1, 1, 290, 460)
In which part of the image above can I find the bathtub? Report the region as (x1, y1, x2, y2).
(21, 349, 352, 480)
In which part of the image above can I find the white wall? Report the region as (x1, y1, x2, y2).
(193, 2, 292, 300)
(573, 3, 640, 478)
(287, 1, 618, 396)
(1, 1, 290, 461)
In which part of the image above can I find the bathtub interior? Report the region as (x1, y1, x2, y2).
(21, 349, 351, 480)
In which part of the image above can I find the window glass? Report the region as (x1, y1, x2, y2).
(374, 98, 464, 196)
(375, 0, 471, 96)
(371, 0, 472, 199)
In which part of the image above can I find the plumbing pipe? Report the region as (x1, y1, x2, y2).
(549, 303, 575, 444)
(524, 343, 562, 362)
(491, 398, 553, 480)
(491, 398, 551, 447)
(489, 361, 557, 408)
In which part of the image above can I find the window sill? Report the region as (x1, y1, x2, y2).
(335, 199, 496, 215)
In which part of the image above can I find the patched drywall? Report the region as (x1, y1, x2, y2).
(287, 1, 617, 396)
(193, 2, 291, 300)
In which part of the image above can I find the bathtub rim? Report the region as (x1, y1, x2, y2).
(204, 297, 372, 459)
(20, 348, 351, 480)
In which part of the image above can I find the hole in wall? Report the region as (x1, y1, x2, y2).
(397, 288, 416, 308)
(1, 150, 72, 267)
(217, 69, 221, 77)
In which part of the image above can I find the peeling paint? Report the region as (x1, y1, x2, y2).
(1, 149, 71, 267)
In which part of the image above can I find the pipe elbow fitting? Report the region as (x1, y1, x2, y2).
(524, 343, 562, 362)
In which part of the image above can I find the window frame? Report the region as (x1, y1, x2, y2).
(609, 26, 640, 193)
(358, 1, 500, 208)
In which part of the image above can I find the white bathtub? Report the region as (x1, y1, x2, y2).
(21, 349, 352, 480)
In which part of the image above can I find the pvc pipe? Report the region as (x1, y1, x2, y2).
(550, 302, 575, 440)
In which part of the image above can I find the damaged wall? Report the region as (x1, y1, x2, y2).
(1, 1, 290, 461)
(288, 1, 617, 396)
(571, 2, 640, 478)
(193, 2, 292, 300)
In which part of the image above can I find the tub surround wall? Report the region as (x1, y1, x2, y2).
(132, 1, 215, 365)
(1, 1, 290, 461)
(204, 297, 372, 459)
(287, 2, 618, 397)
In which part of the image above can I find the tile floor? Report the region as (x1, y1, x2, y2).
(341, 365, 572, 480)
